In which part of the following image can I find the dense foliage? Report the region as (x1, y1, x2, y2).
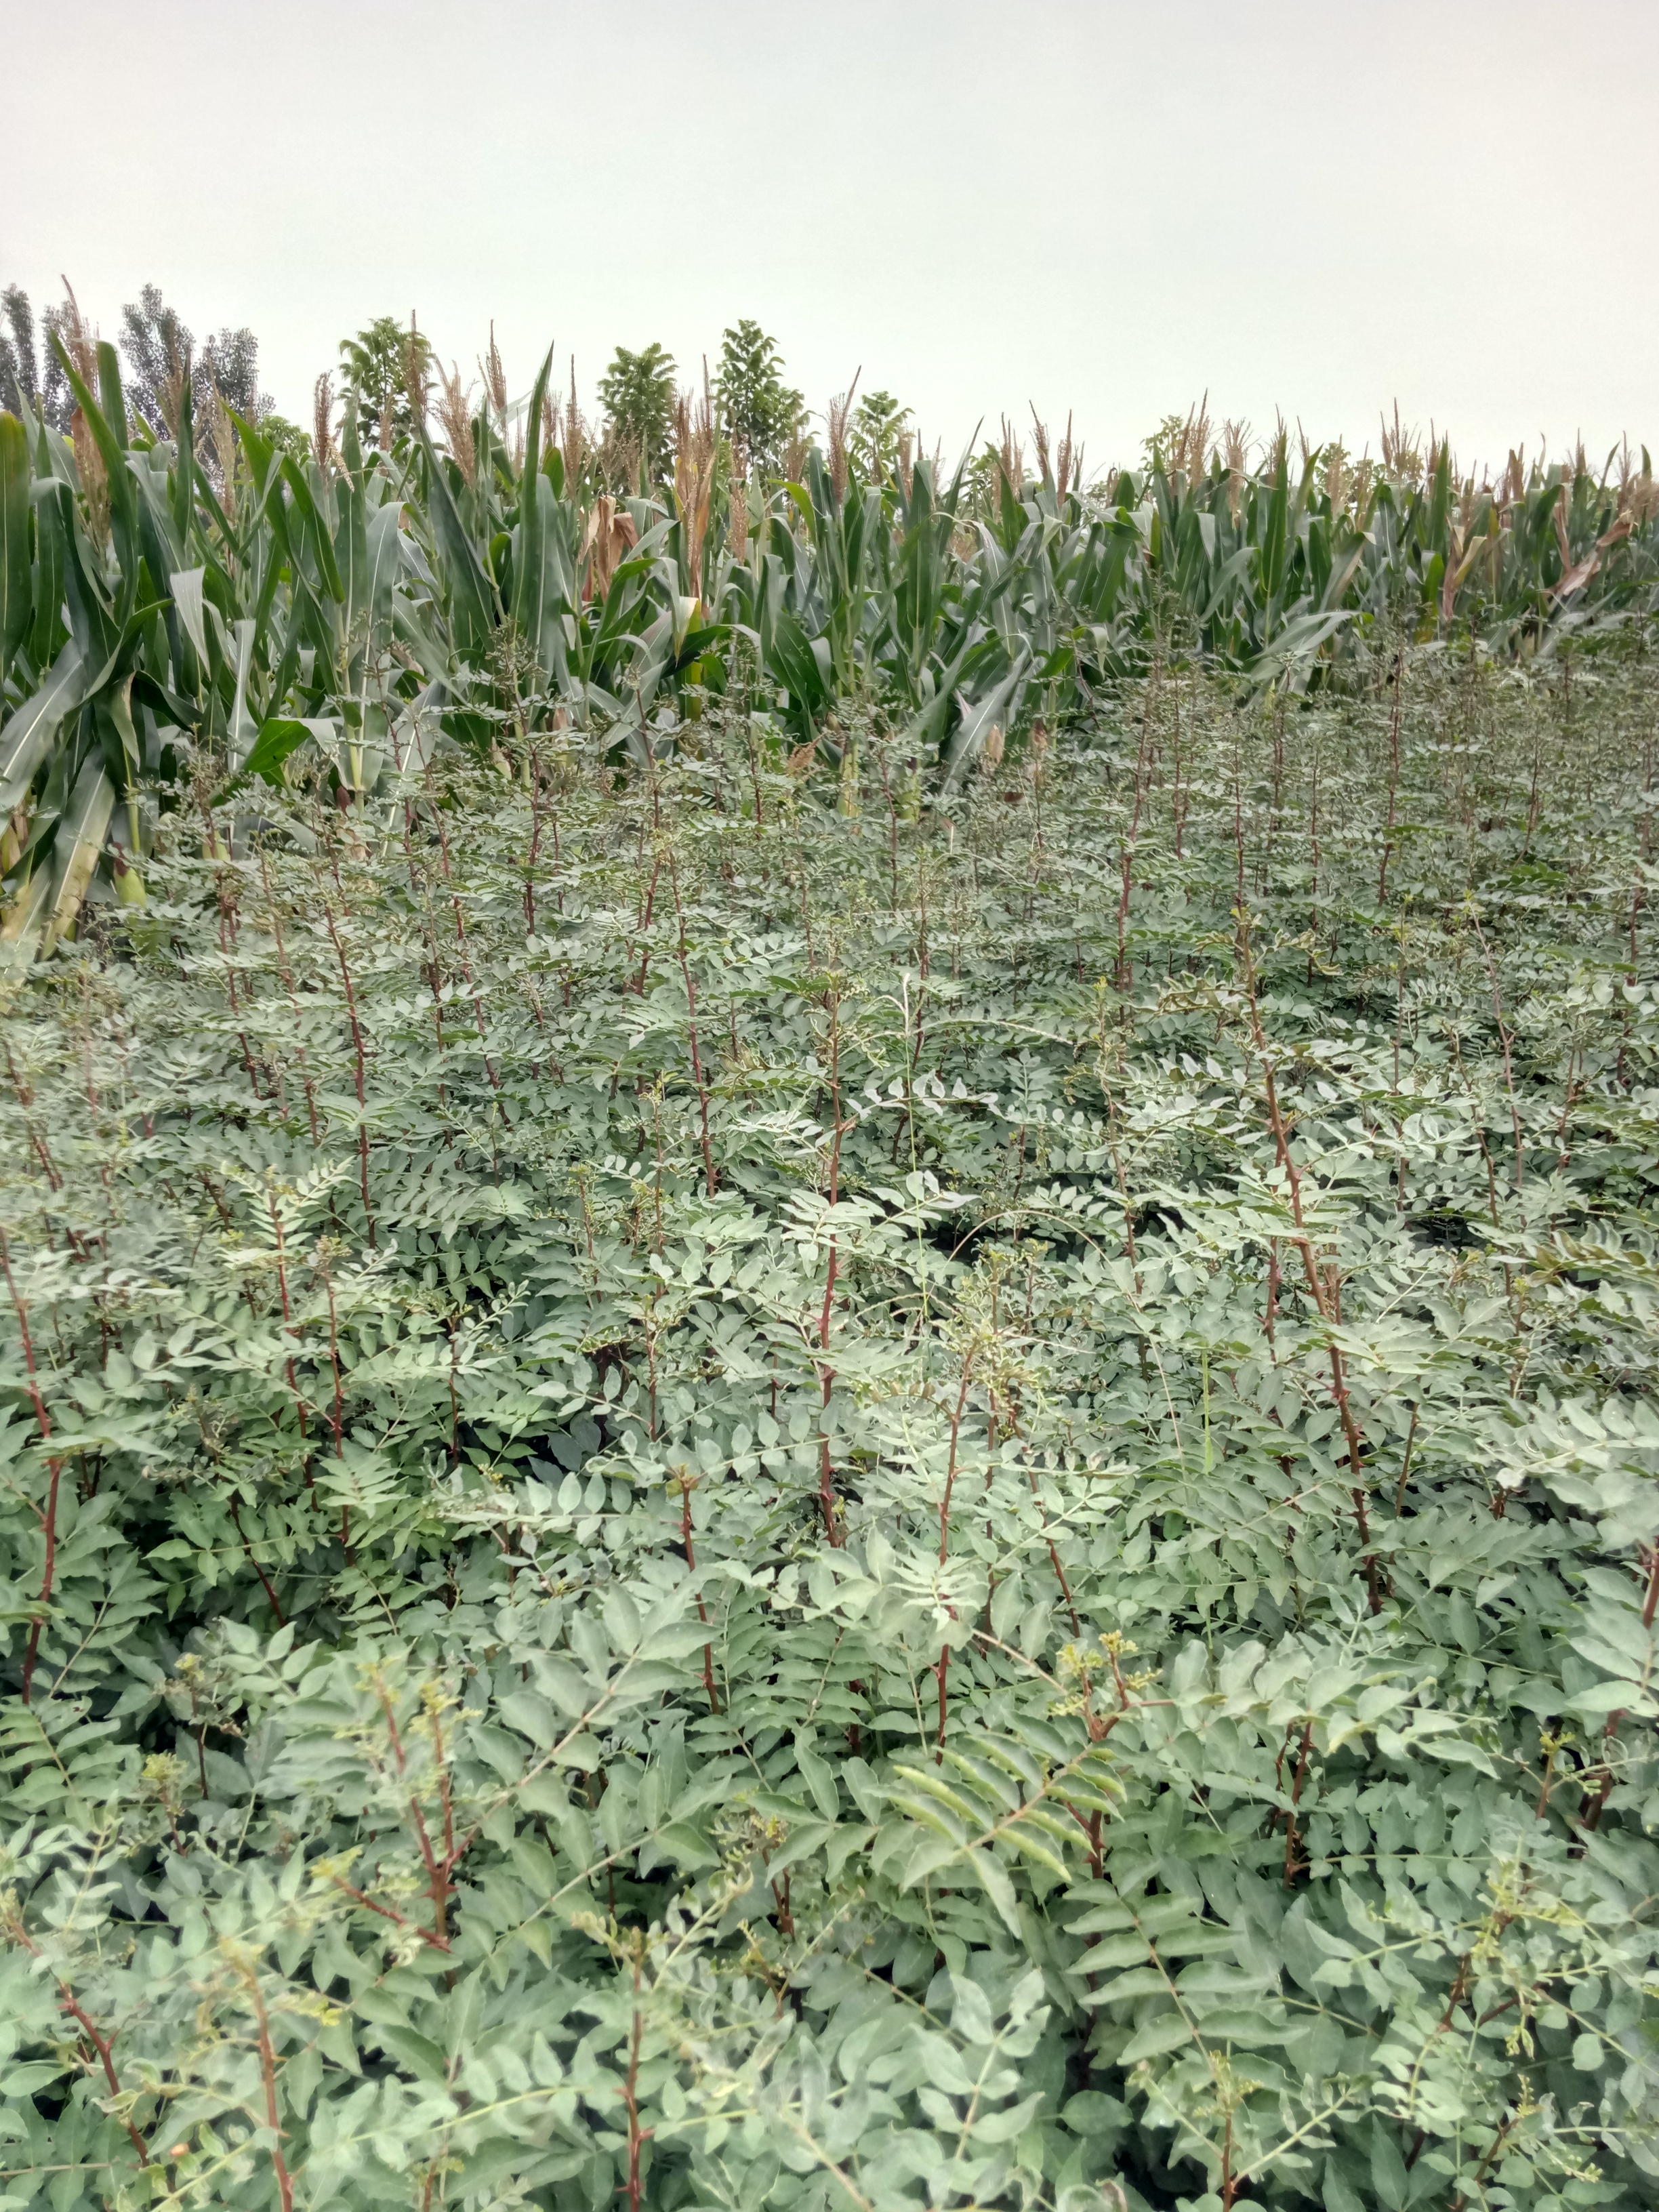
(0, 285, 266, 449)
(596, 346, 680, 491)
(1, 617, 1657, 2209)
(337, 319, 433, 458)
(712, 323, 805, 480)
(3, 323, 1658, 971)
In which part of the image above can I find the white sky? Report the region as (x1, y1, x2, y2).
(3, 0, 1656, 478)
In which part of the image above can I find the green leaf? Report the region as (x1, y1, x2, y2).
(169, 566, 210, 671)
(968, 1847, 1023, 1936)
(417, 426, 496, 663)
(241, 716, 332, 789)
(794, 1737, 839, 1821)
(0, 642, 82, 813)
(0, 411, 30, 674)
(1118, 2011, 1193, 2063)
(656, 1822, 718, 1870)
(39, 756, 115, 956)
(1369, 2121, 1408, 2211)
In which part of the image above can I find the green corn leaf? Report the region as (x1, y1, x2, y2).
(363, 499, 404, 661)
(0, 412, 30, 674)
(212, 715, 334, 801)
(417, 432, 496, 665)
(0, 642, 83, 814)
(169, 566, 210, 672)
(510, 346, 559, 668)
(50, 340, 139, 563)
(276, 455, 346, 603)
(37, 756, 115, 957)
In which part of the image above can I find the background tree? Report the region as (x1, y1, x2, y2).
(255, 411, 311, 464)
(200, 321, 265, 422)
(0, 283, 72, 427)
(338, 314, 432, 449)
(848, 388, 912, 485)
(598, 340, 676, 485)
(119, 284, 270, 440)
(0, 285, 41, 419)
(119, 284, 193, 436)
(713, 318, 803, 476)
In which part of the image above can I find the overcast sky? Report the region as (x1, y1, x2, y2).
(3, 0, 1655, 477)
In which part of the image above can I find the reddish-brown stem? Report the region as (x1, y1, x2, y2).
(226, 1493, 286, 1626)
(201, 802, 263, 1097)
(445, 1313, 462, 1460)
(375, 1679, 408, 1772)
(424, 924, 449, 1069)
(619, 1959, 653, 2212)
(1115, 661, 1158, 991)
(323, 1873, 450, 1949)
(425, 1702, 457, 1942)
(930, 1347, 981, 1765)
(1471, 916, 1525, 1210)
(242, 1965, 295, 2212)
(62, 1994, 150, 2165)
(3, 1040, 63, 1189)
(1394, 1404, 1420, 1518)
(1, 1226, 65, 1704)
(414, 773, 491, 1091)
(1221, 2111, 1237, 2212)
(319, 1268, 346, 1462)
(1378, 648, 1403, 902)
(1450, 2114, 1517, 2212)
(257, 850, 321, 1144)
(816, 988, 846, 1546)
(1240, 920, 1380, 1609)
(265, 1195, 310, 1448)
(1025, 1465, 1081, 1634)
(938, 1353, 977, 1564)
(680, 1480, 719, 1711)
(665, 846, 718, 1195)
(321, 903, 376, 1246)
(1065, 1802, 1105, 1878)
(1282, 1718, 1314, 1885)
(523, 750, 544, 936)
(769, 1864, 794, 1937)
(1576, 1716, 1623, 1841)
(633, 853, 662, 994)
(815, 1249, 840, 1544)
(369, 1681, 471, 1950)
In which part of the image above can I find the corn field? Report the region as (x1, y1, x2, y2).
(3, 334, 1658, 962)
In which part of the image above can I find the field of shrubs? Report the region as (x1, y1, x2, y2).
(1, 312, 1657, 2210)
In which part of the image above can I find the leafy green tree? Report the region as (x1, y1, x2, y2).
(1, 283, 73, 428)
(598, 340, 677, 483)
(1, 285, 41, 419)
(848, 388, 912, 485)
(118, 285, 194, 435)
(1142, 409, 1194, 473)
(713, 319, 803, 475)
(338, 314, 431, 449)
(256, 411, 311, 465)
(119, 283, 268, 445)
